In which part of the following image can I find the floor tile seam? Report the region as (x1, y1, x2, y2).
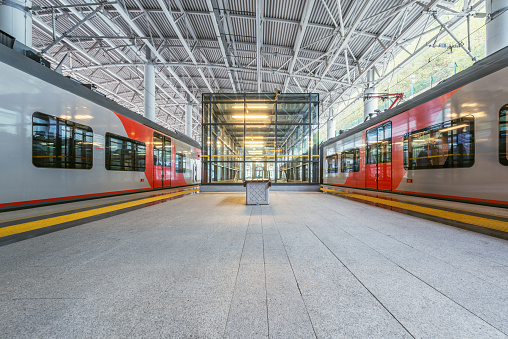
(389, 257, 508, 335)
(289, 204, 416, 338)
(271, 205, 318, 339)
(315, 204, 508, 294)
(322, 188, 508, 233)
(261, 209, 271, 339)
(316, 195, 508, 266)
(222, 206, 253, 337)
(312, 212, 508, 335)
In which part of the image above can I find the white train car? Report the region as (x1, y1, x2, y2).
(0, 42, 200, 211)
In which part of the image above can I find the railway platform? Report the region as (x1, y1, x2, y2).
(1, 190, 508, 337)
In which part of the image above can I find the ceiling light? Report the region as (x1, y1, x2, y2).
(232, 115, 269, 119)
(232, 104, 269, 109)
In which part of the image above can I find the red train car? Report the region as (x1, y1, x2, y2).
(322, 45, 508, 206)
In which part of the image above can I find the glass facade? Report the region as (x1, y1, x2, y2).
(202, 93, 319, 184)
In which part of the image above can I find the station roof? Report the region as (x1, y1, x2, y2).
(30, 0, 484, 141)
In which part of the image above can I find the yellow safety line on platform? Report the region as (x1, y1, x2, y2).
(0, 189, 199, 238)
(321, 188, 508, 233)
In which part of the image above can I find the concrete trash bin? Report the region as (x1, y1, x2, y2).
(244, 180, 271, 205)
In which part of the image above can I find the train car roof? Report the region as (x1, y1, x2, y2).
(0, 43, 201, 149)
(322, 45, 508, 148)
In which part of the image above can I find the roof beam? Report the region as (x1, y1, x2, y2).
(205, 0, 238, 92)
(283, 0, 316, 92)
(69, 62, 360, 88)
(256, 0, 263, 92)
(324, 0, 441, 114)
(112, 2, 199, 104)
(312, 0, 376, 91)
(155, 0, 214, 93)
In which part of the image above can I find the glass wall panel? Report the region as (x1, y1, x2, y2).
(277, 162, 309, 183)
(311, 102, 319, 123)
(210, 162, 244, 183)
(276, 124, 310, 161)
(209, 124, 244, 161)
(311, 125, 319, 156)
(310, 161, 319, 183)
(245, 162, 275, 181)
(277, 103, 309, 123)
(277, 94, 312, 102)
(210, 93, 245, 101)
(245, 93, 276, 101)
(202, 93, 319, 184)
(245, 125, 275, 161)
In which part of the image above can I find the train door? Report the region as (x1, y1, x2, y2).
(163, 138, 172, 187)
(153, 133, 172, 188)
(153, 133, 164, 188)
(366, 122, 392, 190)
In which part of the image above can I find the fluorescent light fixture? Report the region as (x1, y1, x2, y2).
(439, 124, 468, 132)
(247, 136, 264, 139)
(246, 144, 264, 147)
(245, 141, 264, 144)
(232, 115, 269, 119)
(232, 104, 269, 109)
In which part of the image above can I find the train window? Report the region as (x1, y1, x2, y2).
(153, 133, 164, 166)
(326, 154, 339, 173)
(164, 138, 172, 167)
(176, 152, 186, 173)
(32, 112, 93, 169)
(404, 117, 474, 170)
(105, 133, 146, 171)
(153, 133, 172, 167)
(367, 122, 392, 164)
(379, 123, 392, 163)
(499, 105, 508, 165)
(341, 148, 360, 173)
(366, 129, 377, 164)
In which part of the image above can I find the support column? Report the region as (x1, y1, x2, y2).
(0, 0, 32, 47)
(363, 69, 378, 120)
(486, 0, 508, 56)
(185, 95, 193, 138)
(144, 47, 156, 122)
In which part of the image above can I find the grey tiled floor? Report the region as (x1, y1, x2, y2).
(1, 192, 508, 338)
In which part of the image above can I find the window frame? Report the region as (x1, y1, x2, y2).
(32, 112, 93, 169)
(499, 105, 508, 166)
(176, 152, 186, 173)
(105, 132, 146, 171)
(366, 122, 392, 165)
(403, 116, 475, 170)
(326, 153, 339, 173)
(340, 148, 360, 173)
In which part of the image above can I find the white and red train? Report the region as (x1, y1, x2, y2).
(322, 45, 508, 206)
(0, 43, 200, 211)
